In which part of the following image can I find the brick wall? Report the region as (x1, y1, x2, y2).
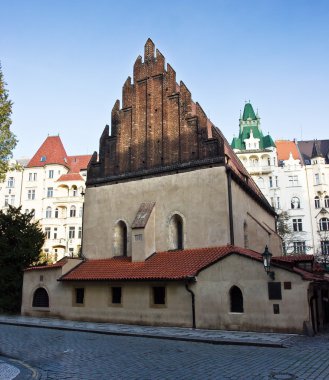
(88, 39, 224, 184)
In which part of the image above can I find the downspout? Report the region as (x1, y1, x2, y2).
(185, 277, 196, 329)
(226, 168, 234, 245)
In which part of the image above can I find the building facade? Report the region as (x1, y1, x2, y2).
(0, 136, 91, 261)
(231, 103, 329, 260)
(22, 40, 329, 334)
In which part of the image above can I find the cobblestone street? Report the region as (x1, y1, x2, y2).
(0, 323, 329, 379)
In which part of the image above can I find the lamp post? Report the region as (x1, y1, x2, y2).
(262, 245, 275, 280)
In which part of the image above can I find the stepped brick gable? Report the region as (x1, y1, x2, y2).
(87, 39, 224, 185)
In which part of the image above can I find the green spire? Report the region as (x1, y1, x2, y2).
(242, 102, 257, 121)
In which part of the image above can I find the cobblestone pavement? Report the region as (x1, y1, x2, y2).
(0, 323, 329, 379)
(0, 315, 295, 347)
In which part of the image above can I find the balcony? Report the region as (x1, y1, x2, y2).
(245, 165, 273, 175)
(53, 195, 84, 205)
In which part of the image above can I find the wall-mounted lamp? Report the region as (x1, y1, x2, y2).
(262, 245, 275, 280)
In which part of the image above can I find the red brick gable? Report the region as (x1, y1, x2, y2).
(87, 39, 224, 185)
(27, 136, 68, 168)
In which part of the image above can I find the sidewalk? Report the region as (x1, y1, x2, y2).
(0, 314, 297, 348)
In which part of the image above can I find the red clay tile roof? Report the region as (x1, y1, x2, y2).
(27, 136, 68, 168)
(59, 246, 329, 283)
(276, 140, 301, 162)
(27, 136, 92, 175)
(67, 155, 91, 173)
(60, 246, 261, 281)
(24, 258, 69, 271)
(57, 173, 84, 182)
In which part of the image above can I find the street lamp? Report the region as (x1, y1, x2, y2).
(262, 245, 275, 280)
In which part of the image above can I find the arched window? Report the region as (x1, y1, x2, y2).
(243, 221, 248, 248)
(113, 221, 128, 256)
(169, 214, 184, 250)
(325, 196, 329, 208)
(72, 186, 77, 197)
(45, 206, 52, 218)
(291, 197, 300, 209)
(319, 218, 329, 231)
(315, 196, 320, 209)
(55, 208, 59, 218)
(70, 206, 76, 217)
(32, 287, 49, 307)
(229, 286, 244, 313)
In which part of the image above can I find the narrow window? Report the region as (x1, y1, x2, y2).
(32, 288, 49, 307)
(55, 208, 59, 218)
(75, 288, 84, 304)
(7, 177, 14, 188)
(111, 287, 122, 304)
(269, 176, 273, 188)
(53, 228, 58, 239)
(78, 226, 82, 239)
(315, 196, 320, 209)
(48, 170, 54, 179)
(46, 206, 52, 218)
(230, 286, 244, 313)
(169, 214, 184, 250)
(319, 218, 329, 231)
(47, 187, 53, 198)
(45, 227, 51, 239)
(69, 227, 75, 239)
(268, 282, 282, 300)
(325, 196, 329, 208)
(70, 205, 76, 217)
(114, 221, 128, 256)
(152, 286, 166, 305)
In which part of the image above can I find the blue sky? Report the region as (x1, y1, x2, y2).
(1, 0, 329, 158)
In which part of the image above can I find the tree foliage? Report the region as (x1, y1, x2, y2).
(0, 206, 45, 312)
(0, 63, 17, 182)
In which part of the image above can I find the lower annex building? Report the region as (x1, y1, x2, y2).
(22, 40, 329, 333)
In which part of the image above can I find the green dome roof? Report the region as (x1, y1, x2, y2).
(242, 103, 257, 121)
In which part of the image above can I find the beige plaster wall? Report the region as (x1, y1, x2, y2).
(230, 180, 282, 255)
(194, 254, 310, 333)
(22, 254, 310, 333)
(83, 166, 231, 259)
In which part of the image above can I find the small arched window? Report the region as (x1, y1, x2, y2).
(114, 221, 128, 256)
(291, 197, 300, 209)
(230, 286, 244, 313)
(32, 287, 49, 307)
(319, 218, 329, 231)
(243, 221, 248, 248)
(315, 196, 320, 209)
(325, 196, 329, 208)
(169, 214, 184, 250)
(70, 206, 76, 218)
(55, 208, 59, 218)
(45, 206, 52, 218)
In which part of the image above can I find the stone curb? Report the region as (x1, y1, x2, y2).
(0, 320, 287, 348)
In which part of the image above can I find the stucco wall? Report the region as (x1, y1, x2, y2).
(83, 166, 231, 259)
(194, 254, 310, 333)
(22, 254, 310, 333)
(230, 179, 282, 255)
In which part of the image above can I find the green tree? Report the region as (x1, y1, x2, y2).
(0, 206, 45, 313)
(0, 63, 17, 182)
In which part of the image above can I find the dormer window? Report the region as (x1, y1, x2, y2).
(40, 156, 46, 162)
